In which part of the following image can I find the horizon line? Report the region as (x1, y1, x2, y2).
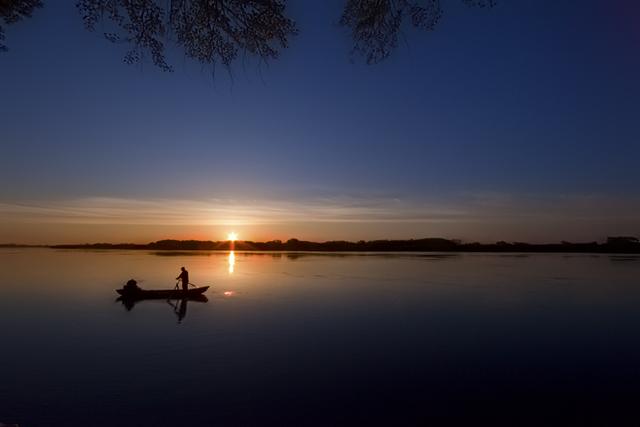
(2, 235, 638, 248)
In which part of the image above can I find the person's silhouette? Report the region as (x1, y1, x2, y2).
(176, 267, 189, 292)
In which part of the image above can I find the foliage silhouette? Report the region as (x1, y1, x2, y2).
(77, 0, 297, 72)
(2, 1, 495, 70)
(0, 0, 42, 52)
(340, 0, 494, 64)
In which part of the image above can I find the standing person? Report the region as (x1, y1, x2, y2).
(176, 267, 189, 292)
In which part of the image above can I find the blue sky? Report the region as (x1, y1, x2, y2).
(1, 1, 639, 243)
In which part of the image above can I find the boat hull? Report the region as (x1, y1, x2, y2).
(116, 286, 209, 299)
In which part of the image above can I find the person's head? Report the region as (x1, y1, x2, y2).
(181, 267, 186, 271)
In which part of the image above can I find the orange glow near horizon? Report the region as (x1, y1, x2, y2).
(227, 232, 238, 242)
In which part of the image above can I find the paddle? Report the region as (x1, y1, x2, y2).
(175, 280, 198, 289)
(169, 280, 183, 305)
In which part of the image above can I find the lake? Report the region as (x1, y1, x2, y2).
(1, 248, 640, 426)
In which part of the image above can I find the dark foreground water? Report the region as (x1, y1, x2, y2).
(1, 248, 640, 426)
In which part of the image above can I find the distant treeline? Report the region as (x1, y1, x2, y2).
(0, 243, 47, 248)
(47, 236, 640, 253)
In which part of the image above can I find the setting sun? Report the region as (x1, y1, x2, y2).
(3, 2, 640, 425)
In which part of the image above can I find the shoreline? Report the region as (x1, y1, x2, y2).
(2, 237, 639, 255)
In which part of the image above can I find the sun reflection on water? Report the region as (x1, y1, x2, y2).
(228, 250, 235, 274)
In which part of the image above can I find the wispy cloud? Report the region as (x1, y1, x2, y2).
(0, 193, 638, 228)
(0, 196, 468, 226)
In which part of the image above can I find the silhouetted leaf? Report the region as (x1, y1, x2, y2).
(0, 0, 42, 51)
(340, 0, 495, 64)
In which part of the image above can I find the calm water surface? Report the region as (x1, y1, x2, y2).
(1, 248, 640, 426)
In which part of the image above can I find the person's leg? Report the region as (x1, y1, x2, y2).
(183, 281, 188, 292)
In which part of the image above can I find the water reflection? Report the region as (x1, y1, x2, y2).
(228, 250, 235, 274)
(3, 249, 640, 426)
(150, 251, 463, 260)
(116, 294, 208, 322)
(167, 298, 188, 323)
(609, 255, 640, 262)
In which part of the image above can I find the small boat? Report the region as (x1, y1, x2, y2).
(116, 286, 210, 300)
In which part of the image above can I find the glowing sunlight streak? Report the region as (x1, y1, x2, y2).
(228, 250, 235, 274)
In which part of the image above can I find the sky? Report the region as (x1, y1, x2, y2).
(1, 0, 639, 244)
